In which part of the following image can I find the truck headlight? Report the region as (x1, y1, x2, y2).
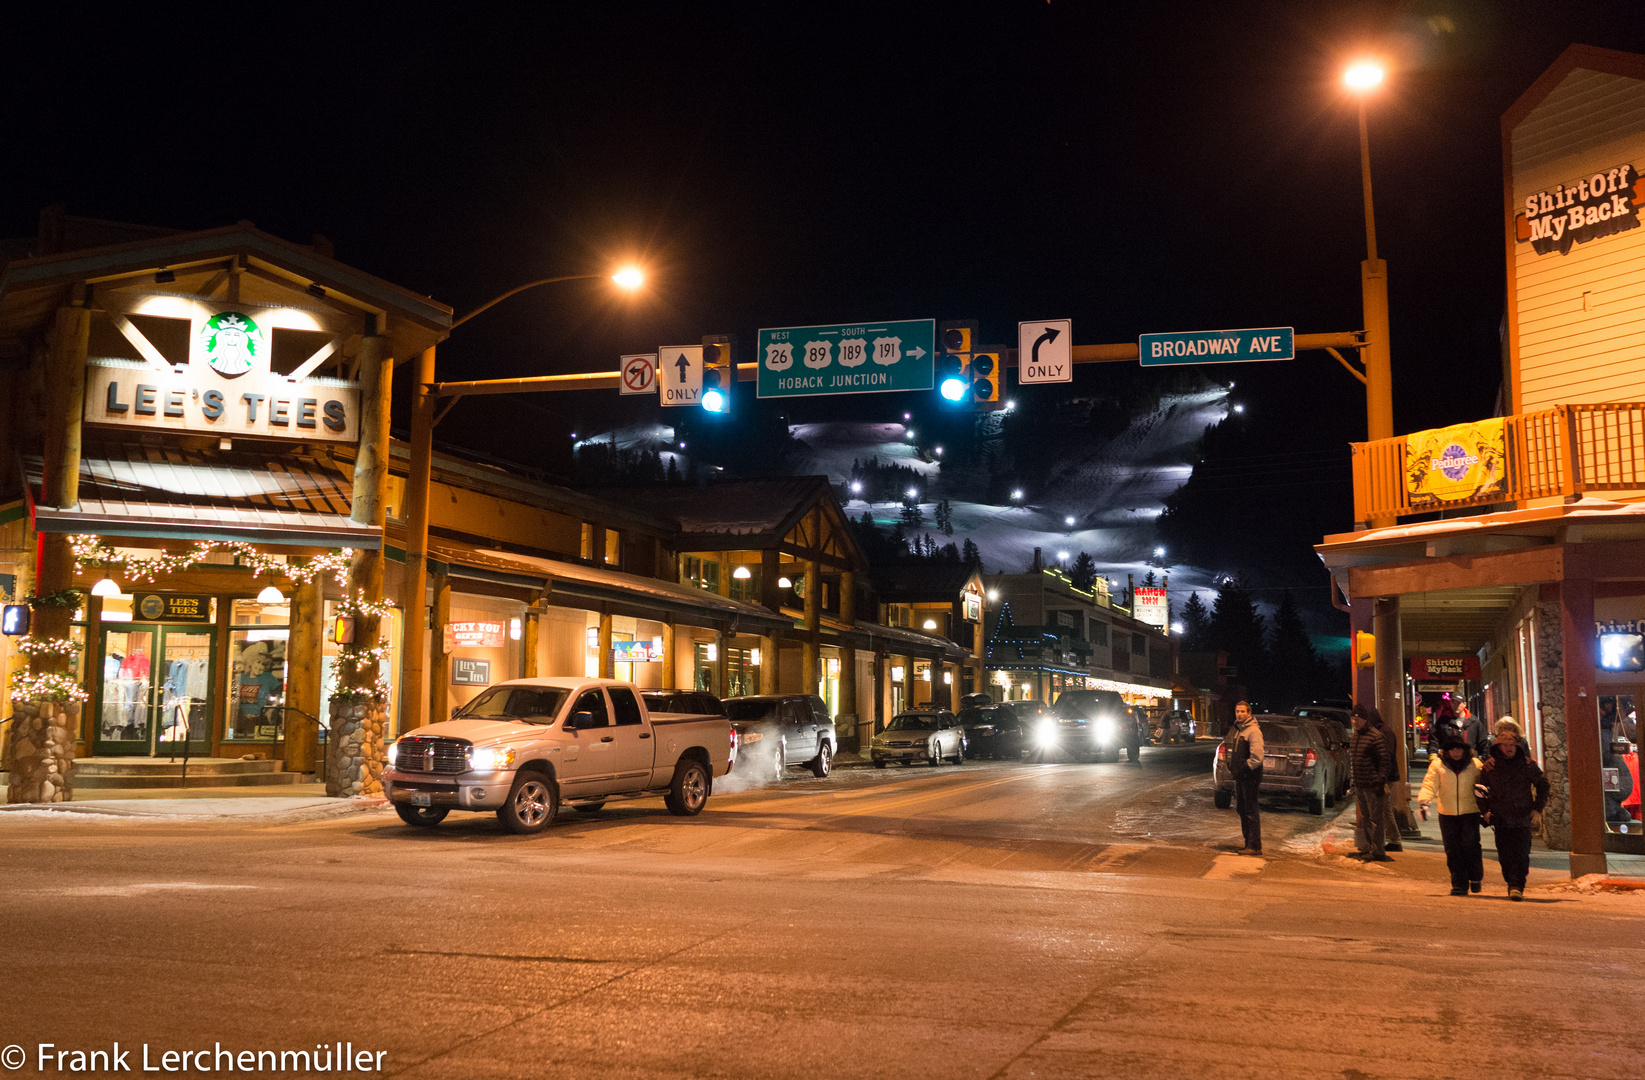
(1095, 718, 1117, 742)
(1036, 721, 1058, 748)
(468, 747, 515, 771)
(386, 741, 399, 766)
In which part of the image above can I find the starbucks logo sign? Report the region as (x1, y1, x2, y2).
(200, 311, 264, 377)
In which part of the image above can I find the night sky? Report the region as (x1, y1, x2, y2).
(6, 1, 1644, 498)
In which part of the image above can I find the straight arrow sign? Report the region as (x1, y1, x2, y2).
(659, 345, 703, 406)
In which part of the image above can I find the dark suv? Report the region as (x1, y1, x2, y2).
(722, 694, 837, 780)
(641, 689, 726, 716)
(1042, 689, 1142, 762)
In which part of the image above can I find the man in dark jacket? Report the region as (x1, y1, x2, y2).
(1475, 716, 1550, 901)
(1350, 704, 1391, 860)
(1428, 704, 1491, 759)
(1379, 709, 1405, 852)
(1226, 701, 1264, 855)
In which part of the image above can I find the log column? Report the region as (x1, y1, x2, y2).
(759, 634, 778, 694)
(1559, 571, 1608, 877)
(400, 345, 435, 731)
(328, 331, 391, 797)
(284, 562, 324, 773)
(429, 573, 452, 721)
(802, 560, 820, 694)
(660, 621, 676, 687)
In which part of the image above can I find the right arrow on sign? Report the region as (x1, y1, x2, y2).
(1030, 325, 1060, 365)
(1017, 319, 1073, 385)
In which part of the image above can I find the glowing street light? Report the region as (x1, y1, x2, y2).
(1344, 61, 1385, 91)
(610, 265, 645, 291)
(1056, 551, 1069, 562)
(1232, 403, 1245, 414)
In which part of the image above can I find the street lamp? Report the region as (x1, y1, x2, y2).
(402, 264, 647, 733)
(1345, 59, 1393, 445)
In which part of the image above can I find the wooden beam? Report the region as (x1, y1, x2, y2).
(1347, 546, 1563, 597)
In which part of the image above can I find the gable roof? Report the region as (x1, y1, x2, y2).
(0, 221, 451, 363)
(1503, 44, 1645, 133)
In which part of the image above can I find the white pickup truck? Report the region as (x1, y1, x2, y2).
(382, 677, 732, 834)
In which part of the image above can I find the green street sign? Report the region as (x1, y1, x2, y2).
(757, 319, 934, 398)
(1138, 327, 1294, 366)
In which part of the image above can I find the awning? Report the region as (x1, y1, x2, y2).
(23, 439, 378, 548)
(421, 536, 794, 635)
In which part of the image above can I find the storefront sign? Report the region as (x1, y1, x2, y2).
(1515, 162, 1640, 256)
(1404, 418, 1507, 506)
(84, 302, 359, 443)
(1408, 656, 1482, 681)
(963, 592, 982, 623)
(613, 640, 663, 662)
(1133, 587, 1168, 629)
(445, 621, 505, 649)
(135, 593, 212, 622)
(453, 658, 491, 685)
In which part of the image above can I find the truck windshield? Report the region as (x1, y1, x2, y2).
(724, 700, 781, 723)
(454, 687, 570, 723)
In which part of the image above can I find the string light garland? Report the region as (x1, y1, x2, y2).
(70, 535, 392, 705)
(10, 672, 89, 703)
(15, 637, 79, 658)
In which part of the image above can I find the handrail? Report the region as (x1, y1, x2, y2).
(1350, 402, 1645, 525)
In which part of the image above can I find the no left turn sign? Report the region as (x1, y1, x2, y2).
(619, 353, 657, 395)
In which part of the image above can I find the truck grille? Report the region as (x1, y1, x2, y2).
(397, 736, 470, 775)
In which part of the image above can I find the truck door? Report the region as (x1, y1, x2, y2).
(561, 688, 613, 798)
(605, 686, 657, 789)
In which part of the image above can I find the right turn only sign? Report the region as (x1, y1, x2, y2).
(1017, 320, 1072, 384)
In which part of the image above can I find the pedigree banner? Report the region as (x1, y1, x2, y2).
(1405, 417, 1509, 506)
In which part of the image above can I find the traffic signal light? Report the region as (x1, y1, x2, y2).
(967, 351, 1001, 407)
(701, 335, 733, 413)
(937, 320, 976, 403)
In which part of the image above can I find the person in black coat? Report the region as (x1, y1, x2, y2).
(1350, 704, 1391, 860)
(1475, 716, 1550, 901)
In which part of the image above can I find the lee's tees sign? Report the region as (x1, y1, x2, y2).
(1515, 162, 1642, 256)
(85, 304, 360, 443)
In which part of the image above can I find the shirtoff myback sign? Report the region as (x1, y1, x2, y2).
(84, 302, 360, 442)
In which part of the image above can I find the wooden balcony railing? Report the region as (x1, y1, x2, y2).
(1351, 403, 1645, 526)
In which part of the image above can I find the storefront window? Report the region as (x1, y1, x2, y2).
(682, 556, 719, 594)
(694, 641, 717, 693)
(1597, 693, 1641, 836)
(228, 599, 289, 741)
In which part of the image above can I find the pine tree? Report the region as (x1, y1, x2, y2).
(1069, 552, 1098, 592)
(1181, 591, 1212, 651)
(961, 538, 981, 568)
(1142, 570, 1157, 587)
(1268, 590, 1327, 711)
(1210, 575, 1267, 696)
(900, 503, 924, 529)
(935, 498, 954, 536)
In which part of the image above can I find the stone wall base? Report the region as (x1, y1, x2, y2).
(325, 698, 386, 798)
(1533, 596, 1572, 850)
(6, 698, 80, 804)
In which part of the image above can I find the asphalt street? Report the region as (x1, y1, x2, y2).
(2, 744, 1641, 1080)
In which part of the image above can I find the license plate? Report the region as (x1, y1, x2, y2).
(409, 794, 431, 807)
(1263, 756, 1284, 770)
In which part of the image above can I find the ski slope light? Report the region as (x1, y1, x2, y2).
(1065, 515, 1075, 526)
(906, 488, 918, 500)
(1154, 546, 1166, 558)
(1011, 489, 1023, 501)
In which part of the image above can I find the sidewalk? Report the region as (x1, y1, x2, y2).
(0, 794, 387, 821)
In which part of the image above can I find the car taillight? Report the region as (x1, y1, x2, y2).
(1217, 744, 1226, 760)
(1304, 749, 1317, 766)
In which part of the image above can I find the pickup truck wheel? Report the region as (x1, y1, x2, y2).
(665, 759, 711, 816)
(810, 741, 832, 778)
(497, 772, 558, 835)
(394, 804, 448, 827)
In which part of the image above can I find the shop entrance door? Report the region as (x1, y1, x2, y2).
(94, 625, 215, 756)
(1596, 691, 1642, 853)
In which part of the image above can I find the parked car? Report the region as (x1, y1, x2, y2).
(959, 692, 995, 709)
(1037, 689, 1141, 762)
(1153, 709, 1195, 744)
(959, 704, 1026, 760)
(1212, 715, 1333, 815)
(722, 694, 836, 780)
(1292, 706, 1351, 803)
(870, 710, 966, 767)
(998, 700, 1048, 727)
(384, 677, 732, 833)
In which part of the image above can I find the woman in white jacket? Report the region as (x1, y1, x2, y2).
(1418, 728, 1485, 896)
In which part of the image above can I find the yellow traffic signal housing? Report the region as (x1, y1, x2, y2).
(938, 320, 977, 403)
(968, 351, 1001, 407)
(701, 334, 733, 413)
(1354, 631, 1376, 667)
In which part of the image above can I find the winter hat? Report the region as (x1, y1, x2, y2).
(1437, 727, 1470, 752)
(1495, 717, 1522, 737)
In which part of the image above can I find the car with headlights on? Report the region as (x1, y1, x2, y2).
(1033, 689, 1141, 762)
(870, 710, 966, 767)
(383, 677, 731, 834)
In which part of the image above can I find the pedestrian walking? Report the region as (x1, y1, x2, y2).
(1475, 716, 1549, 901)
(1429, 702, 1491, 758)
(1350, 704, 1391, 861)
(1418, 729, 1485, 895)
(1226, 701, 1263, 855)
